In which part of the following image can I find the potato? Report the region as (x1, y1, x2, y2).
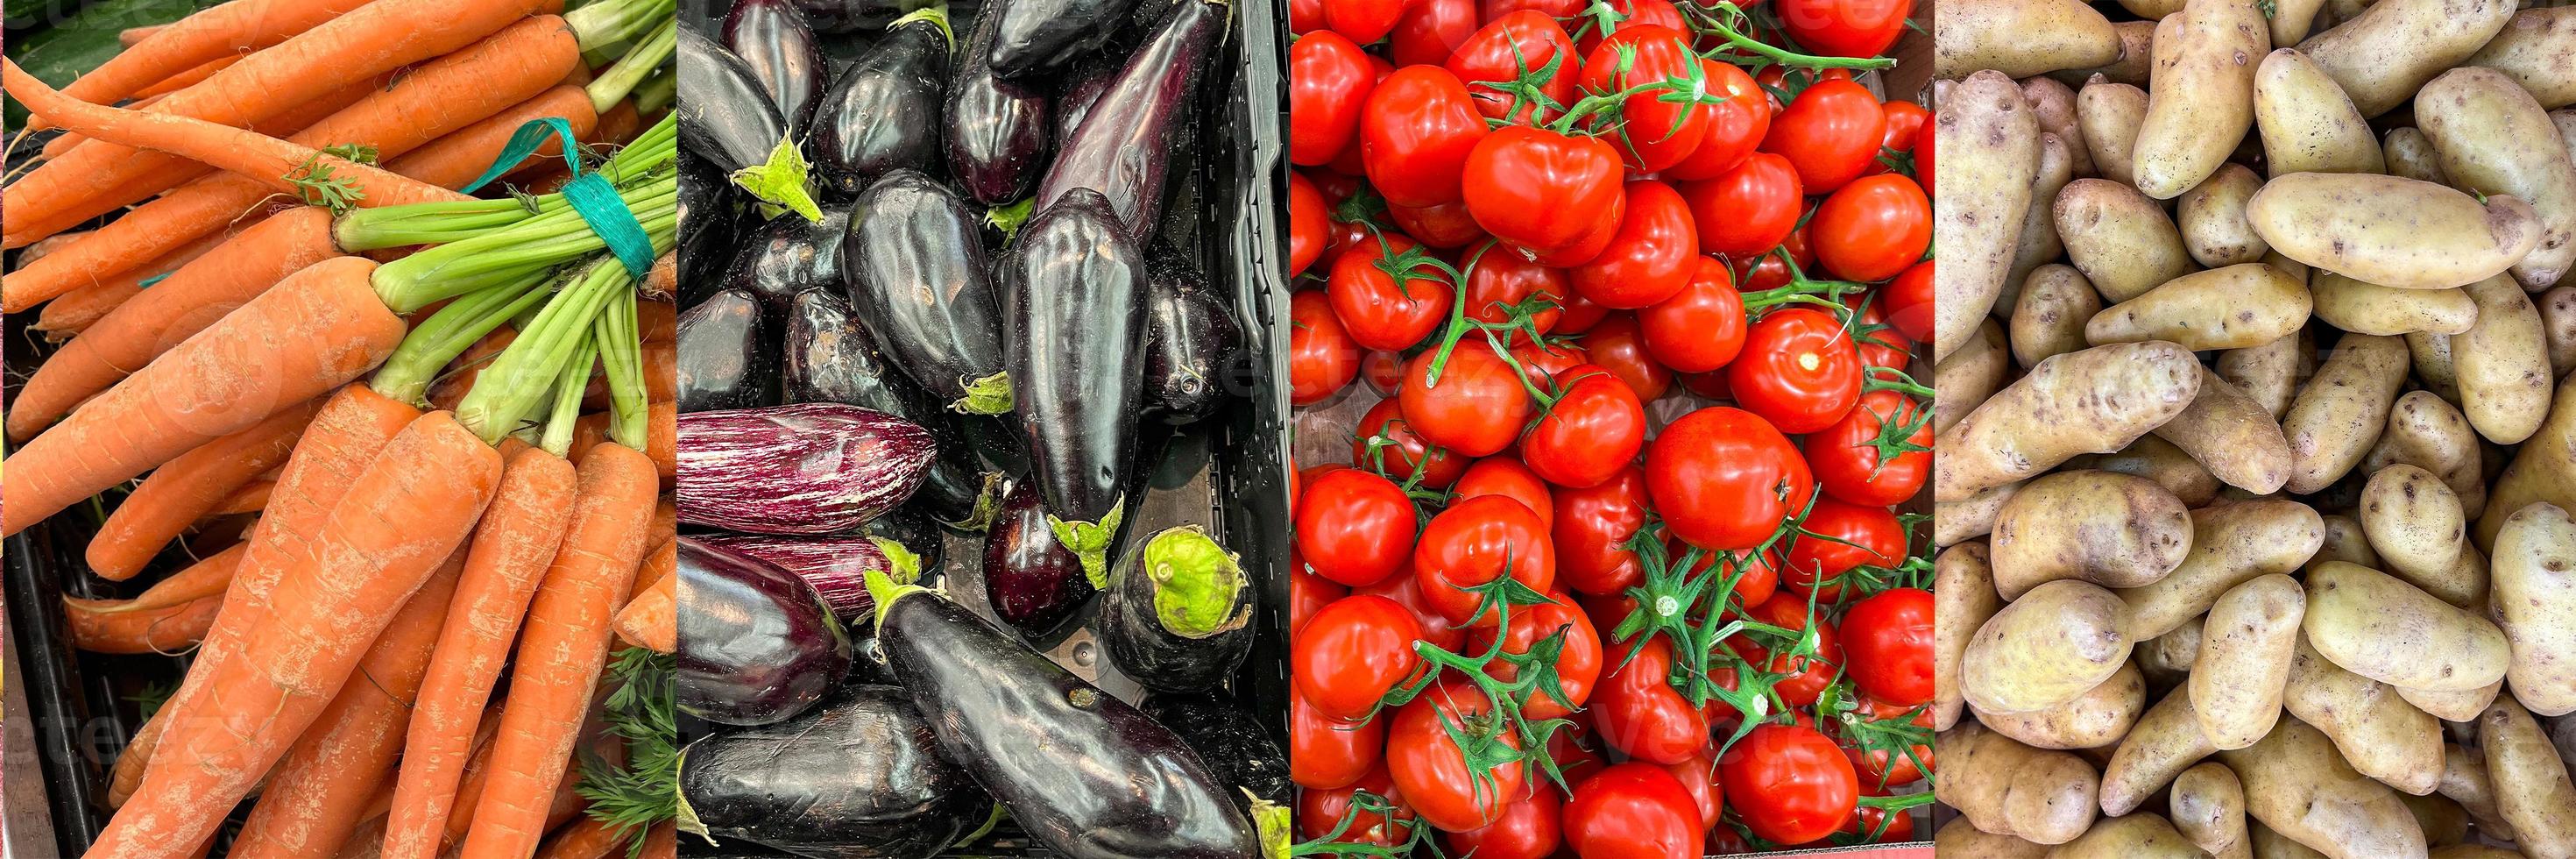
(2281, 333, 2410, 494)
(2440, 743, 2521, 841)
(2180, 164, 2272, 267)
(2245, 173, 2544, 291)
(2475, 370, 2576, 550)
(2190, 574, 2304, 749)
(2410, 329, 2466, 403)
(2219, 330, 2312, 420)
(1936, 320, 2013, 436)
(2359, 465, 2475, 606)
(2294, 0, 2516, 117)
(2006, 134, 2082, 304)
(2309, 273, 2478, 337)
(1939, 720, 2104, 844)
(2262, 0, 2328, 45)
(2067, 435, 2223, 507)
(2120, 500, 2326, 639)
(2431, 847, 2530, 859)
(2396, 678, 2502, 723)
(2136, 617, 2204, 691)
(2099, 689, 2219, 815)
(2076, 76, 2148, 182)
(1992, 471, 2194, 598)
(2282, 638, 2445, 794)
(2304, 561, 2512, 692)
(1937, 816, 2049, 857)
(2482, 695, 2576, 859)
(2248, 821, 2330, 859)
(2558, 107, 2576, 162)
(2363, 392, 2489, 519)
(1963, 579, 2137, 713)
(2024, 77, 2095, 178)
(2013, 265, 2104, 369)
(2056, 179, 2198, 304)
(2464, 7, 2576, 110)
(2398, 792, 2471, 847)
(1936, 542, 2005, 731)
(2114, 0, 2183, 17)
(2384, 127, 2451, 184)
(2251, 49, 2386, 176)
(2417, 67, 2576, 289)
(2046, 813, 2201, 858)
(2539, 286, 2576, 376)
(2051, 21, 2159, 88)
(1938, 480, 2021, 548)
(1936, 72, 2042, 362)
(2215, 718, 2429, 859)
(2131, 0, 2267, 199)
(1938, 341, 2203, 502)
(1981, 663, 2147, 749)
(2309, 513, 2381, 573)
(2492, 502, 2576, 717)
(2453, 275, 2554, 445)
(2171, 763, 2254, 859)
(2085, 263, 2312, 351)
(2154, 367, 2295, 494)
(1936, 0, 2122, 79)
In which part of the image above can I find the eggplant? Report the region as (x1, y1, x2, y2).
(784, 288, 1004, 529)
(676, 403, 932, 534)
(842, 170, 1011, 415)
(996, 189, 1149, 586)
(1053, 58, 1119, 146)
(677, 25, 824, 220)
(677, 537, 852, 726)
(704, 204, 851, 312)
(981, 478, 1092, 642)
(722, 0, 829, 135)
(677, 149, 744, 291)
(788, 0, 937, 32)
(1141, 265, 1242, 424)
(680, 685, 989, 857)
(863, 506, 948, 576)
(696, 532, 925, 621)
(1141, 693, 1292, 810)
(865, 574, 1261, 858)
(1100, 526, 1254, 692)
(809, 10, 950, 199)
(676, 289, 775, 412)
(985, 0, 1143, 80)
(1033, 0, 1222, 238)
(944, 8, 1051, 206)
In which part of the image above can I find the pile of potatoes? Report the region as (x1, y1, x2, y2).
(1929, 0, 2576, 855)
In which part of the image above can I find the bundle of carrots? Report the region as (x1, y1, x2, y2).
(1, 0, 683, 854)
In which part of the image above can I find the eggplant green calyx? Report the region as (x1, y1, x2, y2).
(938, 472, 1008, 533)
(863, 566, 931, 628)
(1143, 525, 1247, 639)
(952, 371, 1014, 415)
(1249, 793, 1289, 859)
(869, 536, 926, 585)
(950, 802, 1007, 851)
(1048, 498, 1127, 590)
(892, 5, 957, 53)
(732, 135, 824, 223)
(986, 196, 1036, 238)
(674, 745, 708, 839)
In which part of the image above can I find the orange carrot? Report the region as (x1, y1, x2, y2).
(232, 554, 464, 858)
(635, 536, 675, 594)
(43, 0, 379, 129)
(651, 498, 675, 542)
(29, 219, 258, 337)
(25, 72, 388, 238)
(534, 817, 621, 859)
(591, 98, 641, 148)
(380, 449, 577, 859)
(10, 209, 339, 441)
(460, 444, 658, 857)
(641, 255, 676, 303)
(611, 567, 673, 653)
(87, 397, 324, 580)
(0, 257, 404, 536)
(639, 821, 676, 859)
(3, 0, 561, 245)
(108, 709, 166, 807)
(18, 229, 92, 263)
(91, 543, 250, 613)
(0, 13, 582, 310)
(66, 594, 222, 653)
(569, 401, 675, 482)
(118, 24, 165, 46)
(440, 722, 505, 848)
(131, 53, 244, 99)
(213, 479, 276, 516)
(377, 84, 599, 191)
(580, 339, 675, 408)
(428, 325, 518, 413)
(91, 411, 503, 855)
(638, 300, 675, 344)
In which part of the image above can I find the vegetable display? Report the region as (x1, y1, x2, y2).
(1936, 1, 2576, 855)
(0, 0, 683, 854)
(1287, 1, 1934, 854)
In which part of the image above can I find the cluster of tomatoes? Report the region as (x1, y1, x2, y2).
(1284, 0, 1935, 855)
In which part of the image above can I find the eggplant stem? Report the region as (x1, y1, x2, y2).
(1249, 793, 1291, 859)
(937, 472, 1008, 533)
(731, 135, 824, 223)
(951, 802, 1007, 850)
(1045, 497, 1126, 591)
(862, 566, 930, 629)
(867, 536, 925, 585)
(1143, 525, 1245, 640)
(986, 196, 1036, 239)
(951, 371, 1015, 415)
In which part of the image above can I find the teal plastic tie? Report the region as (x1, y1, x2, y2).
(457, 117, 655, 279)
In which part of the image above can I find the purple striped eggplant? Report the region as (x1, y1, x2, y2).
(1031, 0, 1223, 238)
(697, 532, 917, 622)
(677, 536, 852, 726)
(676, 403, 934, 535)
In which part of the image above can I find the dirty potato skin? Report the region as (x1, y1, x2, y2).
(1936, 71, 2042, 361)
(2179, 164, 2273, 266)
(2149, 367, 2296, 494)
(2303, 561, 2512, 693)
(2308, 273, 2478, 337)
(2065, 435, 2222, 507)
(2084, 262, 2313, 351)
(2098, 690, 2219, 817)
(1960, 579, 2137, 715)
(2170, 763, 2255, 859)
(2118, 500, 2326, 641)
(1936, 341, 2203, 502)
(2005, 135, 2082, 309)
(2130, 0, 2267, 200)
(2218, 329, 2312, 421)
(2075, 77, 2149, 183)
(1935, 0, 2121, 79)
(1936, 542, 2006, 731)
(2246, 173, 2544, 291)
(2357, 464, 2477, 605)
(2384, 126, 2452, 184)
(2216, 719, 2431, 859)
(2491, 502, 2576, 717)
(2048, 813, 2204, 859)
(2476, 370, 2576, 550)
(2481, 696, 2576, 859)
(2280, 332, 2411, 494)
(1936, 480, 2021, 548)
(2294, 0, 2518, 117)
(1936, 319, 2013, 436)
(2282, 637, 2445, 795)
(2055, 178, 2197, 305)
(2013, 265, 2105, 369)
(2363, 392, 2489, 519)
(2453, 275, 2555, 445)
(2253, 48, 2388, 177)
(1936, 817, 2049, 857)
(1937, 720, 2105, 844)
(2416, 67, 2576, 289)
(1976, 662, 2145, 750)
(2190, 574, 2305, 750)
(1990, 470, 2193, 599)
(2464, 7, 2576, 110)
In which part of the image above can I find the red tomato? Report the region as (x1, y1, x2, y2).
(1324, 0, 1413, 44)
(1880, 100, 1928, 156)
(1760, 77, 1886, 194)
(1646, 407, 1815, 550)
(1389, 678, 1526, 832)
(1291, 558, 1347, 640)
(1329, 234, 1456, 351)
(1400, 344, 1534, 458)
(1291, 685, 1384, 790)
(1562, 763, 1702, 859)
(1553, 465, 1649, 596)
(1354, 396, 1469, 488)
(1510, 337, 1590, 387)
(1914, 112, 1934, 196)
(1592, 636, 1709, 764)
(1552, 289, 1608, 334)
(1298, 764, 1417, 843)
(1549, 716, 1610, 788)
(1719, 724, 1858, 844)
(1362, 66, 1490, 208)
(1577, 25, 1711, 173)
(1854, 301, 1914, 372)
(1389, 0, 1478, 67)
(1290, 289, 1360, 404)
(1775, 0, 1913, 58)
(1880, 259, 1934, 343)
(1808, 389, 1930, 507)
(1835, 799, 1918, 843)
(1736, 593, 1843, 706)
(1569, 180, 1697, 309)
(1676, 541, 1781, 610)
(1466, 593, 1602, 719)
(1810, 174, 1929, 282)
(1445, 11, 1582, 125)
(1682, 152, 1803, 260)
(1572, 0, 1688, 54)
(1413, 494, 1557, 626)
(1461, 241, 1568, 339)
(1290, 171, 1328, 278)
(1520, 365, 1645, 490)
(1445, 781, 1562, 859)
(1363, 349, 1409, 395)
(1658, 60, 1773, 181)
(1461, 125, 1626, 256)
(1839, 697, 1934, 786)
(1680, 369, 1730, 400)
(1781, 497, 1902, 601)
(1452, 457, 1556, 531)
(1525, 212, 1619, 268)
(1289, 32, 1376, 167)
(1296, 468, 1419, 586)
(1576, 314, 1672, 404)
(1480, 0, 1582, 17)
(1292, 594, 1426, 721)
(1357, 565, 1471, 652)
(1292, 0, 1326, 32)
(1727, 307, 1862, 434)
(1841, 586, 1935, 706)
(1388, 199, 1488, 249)
(1660, 751, 1727, 834)
(1638, 256, 1748, 373)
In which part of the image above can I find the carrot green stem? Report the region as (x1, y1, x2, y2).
(333, 116, 676, 250)
(541, 332, 600, 458)
(371, 174, 676, 312)
(568, 0, 678, 54)
(455, 257, 626, 445)
(633, 69, 675, 115)
(368, 271, 556, 406)
(588, 18, 676, 114)
(595, 288, 648, 451)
